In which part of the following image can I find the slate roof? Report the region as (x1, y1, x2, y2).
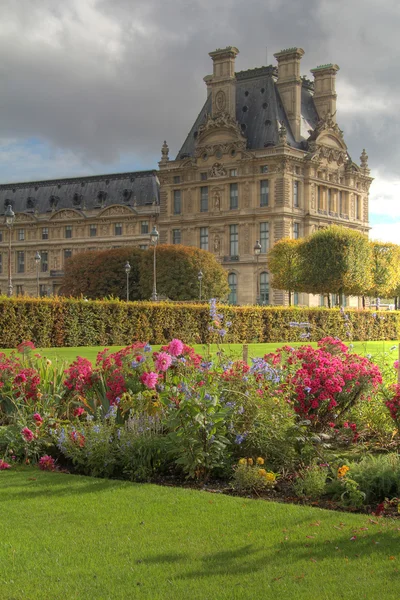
(0, 171, 159, 216)
(176, 66, 319, 159)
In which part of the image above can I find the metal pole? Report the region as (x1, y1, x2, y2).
(36, 262, 40, 297)
(7, 226, 12, 298)
(152, 243, 157, 301)
(126, 271, 129, 302)
(199, 278, 202, 302)
(256, 254, 259, 304)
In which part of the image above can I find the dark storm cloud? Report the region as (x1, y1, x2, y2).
(0, 0, 399, 177)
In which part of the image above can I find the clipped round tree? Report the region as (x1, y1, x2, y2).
(60, 247, 144, 300)
(138, 244, 230, 301)
(267, 238, 302, 306)
(366, 241, 400, 306)
(297, 226, 372, 303)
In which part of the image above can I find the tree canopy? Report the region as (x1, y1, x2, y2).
(366, 241, 400, 300)
(267, 238, 302, 306)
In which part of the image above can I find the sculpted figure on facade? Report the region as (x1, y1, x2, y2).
(208, 163, 227, 178)
(213, 234, 221, 254)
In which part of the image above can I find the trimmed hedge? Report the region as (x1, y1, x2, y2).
(0, 297, 399, 347)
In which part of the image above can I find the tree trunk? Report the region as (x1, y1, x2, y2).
(362, 296, 365, 309)
(327, 294, 331, 309)
(288, 290, 292, 307)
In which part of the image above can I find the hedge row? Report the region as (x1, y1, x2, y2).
(0, 297, 399, 348)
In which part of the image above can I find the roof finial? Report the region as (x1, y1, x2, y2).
(278, 121, 288, 145)
(360, 148, 369, 171)
(160, 140, 169, 165)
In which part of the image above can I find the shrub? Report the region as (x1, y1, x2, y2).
(293, 464, 328, 499)
(347, 454, 400, 504)
(232, 458, 278, 493)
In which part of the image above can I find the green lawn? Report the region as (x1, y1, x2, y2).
(3, 340, 399, 364)
(1, 468, 400, 599)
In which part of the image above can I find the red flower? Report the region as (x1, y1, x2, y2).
(38, 455, 56, 471)
(21, 427, 34, 442)
(0, 459, 11, 470)
(33, 413, 43, 424)
(73, 407, 85, 417)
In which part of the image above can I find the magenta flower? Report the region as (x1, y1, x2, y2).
(33, 413, 43, 424)
(140, 372, 159, 389)
(155, 352, 172, 372)
(73, 407, 85, 417)
(38, 455, 56, 471)
(21, 427, 34, 442)
(0, 459, 11, 470)
(394, 360, 399, 370)
(167, 339, 184, 357)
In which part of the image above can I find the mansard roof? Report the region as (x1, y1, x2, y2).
(0, 170, 159, 216)
(176, 66, 319, 160)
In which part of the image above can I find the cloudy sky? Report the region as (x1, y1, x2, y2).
(0, 0, 399, 242)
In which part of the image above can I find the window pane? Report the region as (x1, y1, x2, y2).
(293, 222, 299, 239)
(65, 226, 72, 239)
(294, 181, 299, 207)
(228, 273, 237, 305)
(115, 223, 122, 236)
(260, 272, 269, 305)
(18, 229, 25, 241)
(90, 225, 97, 237)
(230, 183, 238, 210)
(173, 190, 181, 214)
(41, 251, 48, 273)
(172, 229, 181, 244)
(260, 180, 269, 207)
(42, 227, 48, 240)
(260, 222, 269, 253)
(200, 187, 208, 212)
(229, 224, 238, 256)
(141, 221, 149, 234)
(200, 227, 208, 250)
(17, 251, 25, 273)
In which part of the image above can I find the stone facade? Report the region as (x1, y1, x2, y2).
(0, 45, 372, 304)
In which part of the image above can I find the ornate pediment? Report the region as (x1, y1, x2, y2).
(14, 212, 37, 222)
(194, 112, 247, 158)
(98, 204, 135, 217)
(50, 209, 83, 221)
(305, 143, 349, 166)
(197, 112, 245, 141)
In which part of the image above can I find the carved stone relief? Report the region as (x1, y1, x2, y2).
(208, 163, 227, 178)
(244, 181, 250, 208)
(213, 234, 221, 254)
(310, 183, 316, 210)
(215, 90, 226, 113)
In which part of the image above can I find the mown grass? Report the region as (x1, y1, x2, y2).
(3, 340, 400, 365)
(1, 468, 400, 600)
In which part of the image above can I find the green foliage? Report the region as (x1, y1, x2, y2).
(367, 242, 400, 299)
(298, 225, 372, 297)
(231, 460, 277, 493)
(138, 244, 230, 301)
(347, 453, 400, 504)
(61, 244, 229, 301)
(0, 297, 399, 347)
(267, 238, 302, 305)
(293, 464, 328, 499)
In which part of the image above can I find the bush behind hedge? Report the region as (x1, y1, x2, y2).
(0, 297, 399, 347)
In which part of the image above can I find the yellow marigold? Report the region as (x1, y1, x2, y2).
(258, 468, 267, 477)
(238, 458, 247, 465)
(265, 472, 276, 482)
(338, 465, 350, 478)
(247, 458, 254, 466)
(256, 457, 265, 465)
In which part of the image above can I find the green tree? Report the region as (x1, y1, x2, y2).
(297, 226, 372, 306)
(60, 247, 144, 300)
(367, 241, 400, 307)
(139, 244, 230, 301)
(267, 238, 302, 306)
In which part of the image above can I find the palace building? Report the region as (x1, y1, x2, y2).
(0, 46, 372, 303)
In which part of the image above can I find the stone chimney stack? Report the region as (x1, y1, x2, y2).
(207, 46, 239, 119)
(273, 47, 305, 141)
(310, 64, 340, 122)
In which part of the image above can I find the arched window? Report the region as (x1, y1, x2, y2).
(228, 273, 237, 305)
(260, 272, 269, 305)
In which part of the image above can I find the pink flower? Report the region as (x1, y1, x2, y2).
(33, 413, 43, 424)
(394, 360, 399, 370)
(21, 427, 34, 442)
(167, 339, 184, 357)
(140, 372, 159, 389)
(16, 340, 36, 354)
(0, 459, 11, 470)
(155, 352, 172, 372)
(73, 407, 85, 417)
(38, 455, 56, 471)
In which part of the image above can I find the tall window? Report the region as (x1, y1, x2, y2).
(173, 190, 181, 215)
(293, 292, 299, 306)
(260, 222, 269, 253)
(115, 223, 122, 236)
(173, 175, 181, 184)
(328, 189, 332, 213)
(260, 180, 269, 207)
(64, 249, 72, 262)
(18, 229, 25, 241)
(338, 191, 343, 214)
(229, 224, 238, 256)
(230, 183, 238, 210)
(41, 251, 48, 273)
(17, 251, 25, 273)
(39, 284, 47, 297)
(65, 225, 72, 239)
(172, 229, 181, 244)
(90, 224, 97, 237)
(293, 181, 300, 207)
(228, 273, 237, 305)
(42, 227, 49, 240)
(317, 186, 322, 210)
(293, 222, 299, 240)
(141, 221, 149, 234)
(0, 254, 2, 274)
(200, 187, 208, 212)
(260, 272, 269, 305)
(200, 227, 208, 250)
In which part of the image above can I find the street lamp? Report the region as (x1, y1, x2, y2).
(254, 240, 262, 305)
(198, 270, 203, 301)
(34, 251, 41, 297)
(150, 225, 159, 301)
(5, 204, 15, 298)
(124, 261, 131, 302)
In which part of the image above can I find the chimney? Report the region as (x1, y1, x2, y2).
(310, 64, 340, 122)
(207, 46, 239, 119)
(273, 47, 305, 141)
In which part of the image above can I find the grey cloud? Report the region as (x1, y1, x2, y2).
(0, 0, 399, 179)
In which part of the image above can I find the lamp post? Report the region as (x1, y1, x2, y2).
(124, 261, 131, 302)
(150, 225, 159, 301)
(34, 251, 41, 297)
(254, 240, 262, 305)
(198, 270, 203, 301)
(5, 204, 15, 297)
